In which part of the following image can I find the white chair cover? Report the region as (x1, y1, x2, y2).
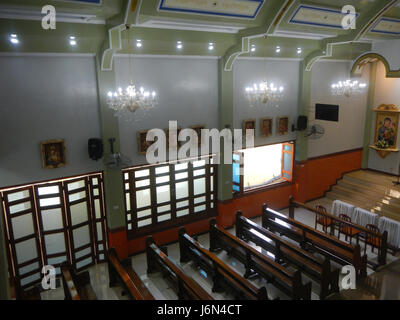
(331, 200, 355, 219)
(352, 207, 379, 227)
(378, 217, 400, 248)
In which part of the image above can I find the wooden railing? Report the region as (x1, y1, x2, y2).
(108, 248, 154, 300)
(60, 261, 97, 300)
(262, 204, 368, 278)
(179, 227, 268, 300)
(209, 219, 311, 300)
(235, 212, 339, 299)
(146, 236, 213, 300)
(289, 197, 388, 267)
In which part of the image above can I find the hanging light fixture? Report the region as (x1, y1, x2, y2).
(245, 36, 285, 107)
(331, 79, 367, 97)
(107, 25, 158, 118)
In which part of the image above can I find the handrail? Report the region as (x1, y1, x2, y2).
(108, 248, 154, 300)
(146, 236, 213, 300)
(289, 197, 387, 266)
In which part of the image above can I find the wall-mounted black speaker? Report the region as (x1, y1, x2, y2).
(88, 138, 103, 161)
(297, 116, 308, 131)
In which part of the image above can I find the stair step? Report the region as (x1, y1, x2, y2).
(331, 185, 378, 207)
(343, 175, 388, 192)
(347, 170, 398, 187)
(325, 191, 372, 211)
(337, 179, 387, 198)
(373, 206, 400, 222)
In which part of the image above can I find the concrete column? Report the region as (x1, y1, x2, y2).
(218, 59, 234, 202)
(296, 61, 312, 162)
(0, 196, 11, 299)
(95, 45, 126, 231)
(362, 62, 377, 168)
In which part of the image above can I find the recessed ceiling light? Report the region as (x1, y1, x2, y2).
(276, 46, 281, 53)
(9, 34, 19, 44)
(177, 41, 183, 49)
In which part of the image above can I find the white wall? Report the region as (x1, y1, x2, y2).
(368, 61, 400, 174)
(372, 40, 400, 71)
(233, 58, 299, 146)
(0, 55, 103, 188)
(114, 55, 219, 166)
(308, 60, 369, 158)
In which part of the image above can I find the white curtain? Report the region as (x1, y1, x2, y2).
(378, 217, 400, 248)
(331, 200, 355, 219)
(352, 207, 379, 227)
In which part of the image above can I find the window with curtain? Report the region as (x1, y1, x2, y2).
(233, 142, 294, 194)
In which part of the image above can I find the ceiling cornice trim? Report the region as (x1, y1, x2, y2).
(114, 53, 220, 60)
(0, 52, 96, 57)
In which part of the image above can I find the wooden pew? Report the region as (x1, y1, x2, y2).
(107, 248, 154, 300)
(146, 236, 213, 300)
(235, 212, 339, 299)
(178, 227, 269, 300)
(209, 219, 312, 300)
(262, 204, 368, 278)
(289, 197, 388, 268)
(60, 261, 97, 300)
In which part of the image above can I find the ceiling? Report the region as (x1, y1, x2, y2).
(0, 0, 399, 60)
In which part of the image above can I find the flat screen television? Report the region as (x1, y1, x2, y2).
(315, 103, 339, 122)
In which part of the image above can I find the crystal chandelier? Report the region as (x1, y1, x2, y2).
(245, 81, 284, 105)
(107, 25, 158, 118)
(331, 79, 367, 97)
(107, 84, 157, 113)
(244, 36, 285, 107)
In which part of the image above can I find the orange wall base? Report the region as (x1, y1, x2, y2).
(107, 149, 363, 258)
(217, 184, 293, 228)
(295, 149, 363, 202)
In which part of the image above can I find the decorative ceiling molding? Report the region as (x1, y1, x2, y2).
(158, 0, 265, 19)
(351, 52, 400, 78)
(137, 19, 244, 33)
(101, 0, 135, 71)
(0, 6, 105, 24)
(370, 17, 400, 35)
(222, 0, 296, 71)
(55, 0, 101, 4)
(304, 0, 399, 72)
(289, 4, 358, 30)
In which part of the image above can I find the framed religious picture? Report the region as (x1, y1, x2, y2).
(242, 119, 256, 135)
(137, 130, 158, 155)
(260, 117, 273, 137)
(40, 139, 66, 169)
(277, 116, 289, 135)
(373, 104, 399, 150)
(190, 125, 205, 148)
(165, 127, 182, 150)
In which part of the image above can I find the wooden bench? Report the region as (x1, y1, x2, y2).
(179, 227, 268, 300)
(146, 236, 213, 300)
(108, 248, 154, 300)
(289, 198, 388, 268)
(235, 212, 339, 299)
(262, 204, 368, 278)
(60, 261, 97, 300)
(209, 219, 312, 300)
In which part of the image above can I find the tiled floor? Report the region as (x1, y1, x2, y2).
(41, 197, 400, 300)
